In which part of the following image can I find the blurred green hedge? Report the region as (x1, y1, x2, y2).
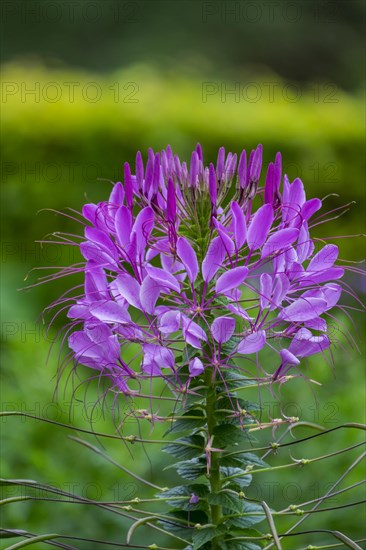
(2, 63, 365, 251)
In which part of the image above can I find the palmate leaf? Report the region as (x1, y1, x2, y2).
(163, 435, 205, 459)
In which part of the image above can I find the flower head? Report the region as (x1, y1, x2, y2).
(49, 144, 350, 399)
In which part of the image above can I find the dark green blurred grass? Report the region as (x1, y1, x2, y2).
(1, 64, 365, 548)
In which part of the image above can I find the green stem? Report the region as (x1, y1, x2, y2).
(205, 368, 221, 549)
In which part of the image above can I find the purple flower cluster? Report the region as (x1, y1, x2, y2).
(63, 144, 345, 395)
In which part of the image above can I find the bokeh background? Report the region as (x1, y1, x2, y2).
(1, 1, 365, 548)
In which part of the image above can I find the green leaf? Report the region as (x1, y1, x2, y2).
(165, 409, 206, 434)
(221, 453, 268, 469)
(156, 484, 209, 511)
(167, 457, 206, 480)
(208, 490, 243, 513)
(220, 467, 252, 489)
(213, 424, 248, 447)
(236, 453, 269, 468)
(224, 542, 262, 550)
(218, 371, 257, 390)
(225, 502, 266, 529)
(163, 435, 205, 460)
(192, 524, 226, 549)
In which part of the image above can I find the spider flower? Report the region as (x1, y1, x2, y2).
(55, 144, 349, 396)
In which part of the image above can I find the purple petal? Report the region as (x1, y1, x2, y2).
(85, 266, 108, 302)
(216, 146, 225, 180)
(271, 273, 290, 309)
(131, 207, 155, 255)
(146, 265, 180, 292)
(109, 182, 124, 207)
(261, 228, 299, 259)
(142, 344, 174, 374)
(82, 203, 98, 225)
(302, 284, 342, 310)
(84, 227, 117, 257)
(177, 236, 199, 283)
(80, 241, 116, 270)
(115, 273, 142, 309)
(139, 276, 161, 314)
(166, 177, 177, 222)
(238, 149, 247, 188)
(279, 297, 328, 322)
(301, 198, 322, 221)
(305, 318, 327, 331)
(211, 316, 236, 343)
(190, 151, 199, 187)
(215, 266, 248, 294)
(91, 301, 131, 324)
(159, 310, 181, 334)
(289, 328, 330, 357)
(247, 204, 274, 251)
(231, 201, 247, 248)
(300, 267, 344, 286)
(182, 315, 207, 348)
(115, 206, 132, 248)
(124, 162, 133, 209)
(202, 236, 227, 282)
(307, 244, 339, 272)
(297, 222, 314, 263)
(249, 144, 263, 183)
(189, 357, 204, 377)
(280, 348, 300, 366)
(213, 219, 235, 255)
(237, 330, 266, 354)
(259, 273, 272, 310)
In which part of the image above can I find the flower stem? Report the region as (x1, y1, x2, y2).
(205, 367, 221, 549)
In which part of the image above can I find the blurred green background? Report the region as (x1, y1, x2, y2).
(1, 0, 365, 548)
